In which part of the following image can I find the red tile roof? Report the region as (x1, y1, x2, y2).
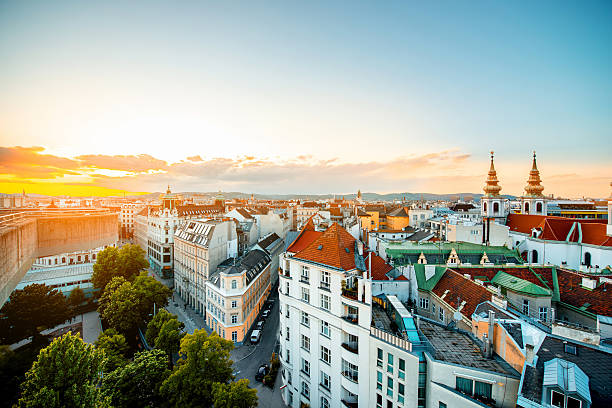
(555, 268, 612, 316)
(395, 275, 409, 281)
(432, 269, 492, 319)
(294, 223, 357, 270)
(365, 252, 394, 280)
(506, 214, 611, 246)
(286, 219, 322, 253)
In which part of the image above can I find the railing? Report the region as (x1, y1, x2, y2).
(370, 327, 413, 352)
(341, 288, 358, 300)
(342, 314, 359, 325)
(341, 341, 358, 354)
(341, 370, 358, 383)
(299, 276, 309, 284)
(341, 399, 358, 408)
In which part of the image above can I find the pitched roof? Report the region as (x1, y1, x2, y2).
(506, 213, 611, 246)
(286, 219, 322, 253)
(388, 207, 409, 217)
(432, 269, 492, 319)
(490, 271, 552, 297)
(365, 252, 394, 280)
(293, 222, 357, 271)
(235, 208, 253, 219)
(556, 268, 612, 316)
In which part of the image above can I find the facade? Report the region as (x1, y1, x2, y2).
(520, 152, 548, 216)
(408, 207, 434, 229)
(481, 152, 508, 246)
(119, 203, 144, 239)
(205, 249, 271, 343)
(253, 232, 284, 285)
(173, 219, 238, 316)
(16, 263, 94, 296)
(31, 245, 111, 268)
(297, 202, 321, 229)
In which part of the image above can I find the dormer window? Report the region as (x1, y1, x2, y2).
(564, 343, 577, 355)
(551, 390, 582, 408)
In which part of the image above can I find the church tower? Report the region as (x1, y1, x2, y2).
(481, 152, 507, 244)
(521, 151, 547, 215)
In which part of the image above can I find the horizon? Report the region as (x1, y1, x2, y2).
(1, 1, 611, 197)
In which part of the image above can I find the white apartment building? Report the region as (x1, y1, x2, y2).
(408, 208, 434, 229)
(120, 202, 144, 238)
(279, 222, 521, 408)
(173, 219, 238, 316)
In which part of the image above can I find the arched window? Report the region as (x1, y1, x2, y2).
(532, 250, 539, 263)
(483, 202, 488, 212)
(524, 202, 530, 213)
(231, 279, 237, 289)
(584, 252, 592, 267)
(493, 202, 500, 214)
(536, 202, 543, 213)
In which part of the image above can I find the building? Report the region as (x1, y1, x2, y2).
(253, 232, 284, 285)
(205, 249, 271, 343)
(481, 152, 509, 245)
(520, 152, 548, 216)
(386, 207, 411, 231)
(119, 202, 144, 239)
(297, 202, 321, 229)
(16, 263, 95, 297)
(173, 219, 238, 316)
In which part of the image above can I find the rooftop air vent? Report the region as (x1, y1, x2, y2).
(345, 248, 350, 253)
(317, 245, 323, 250)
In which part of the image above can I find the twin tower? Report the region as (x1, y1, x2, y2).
(480, 151, 546, 244)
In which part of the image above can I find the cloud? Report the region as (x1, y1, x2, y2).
(0, 146, 82, 179)
(186, 155, 203, 162)
(76, 154, 168, 172)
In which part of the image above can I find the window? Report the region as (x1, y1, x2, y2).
(320, 371, 330, 390)
(286, 327, 290, 341)
(301, 265, 310, 283)
(377, 394, 383, 408)
(567, 396, 581, 408)
(301, 380, 310, 399)
(419, 297, 429, 309)
(301, 358, 310, 376)
(231, 331, 237, 342)
(231, 314, 238, 324)
(564, 343, 577, 355)
(320, 346, 330, 364)
(539, 307, 548, 321)
(493, 202, 500, 213)
(398, 382, 405, 403)
(341, 359, 358, 382)
(301, 287, 310, 303)
(439, 403, 447, 408)
(377, 371, 383, 390)
(523, 299, 530, 315)
(536, 202, 543, 213)
(320, 270, 330, 289)
(286, 349, 290, 363)
(377, 348, 383, 367)
(321, 294, 330, 310)
(474, 381, 492, 399)
(387, 353, 394, 373)
(439, 307, 445, 322)
(456, 377, 473, 395)
(231, 279, 237, 289)
(320, 321, 330, 337)
(301, 334, 310, 352)
(231, 300, 237, 308)
(551, 390, 565, 408)
(387, 377, 393, 397)
(301, 311, 310, 327)
(285, 281, 290, 295)
(320, 396, 330, 408)
(399, 358, 405, 379)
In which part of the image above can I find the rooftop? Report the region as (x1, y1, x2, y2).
(419, 320, 518, 376)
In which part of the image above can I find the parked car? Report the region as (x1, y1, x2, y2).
(256, 320, 264, 330)
(255, 364, 270, 381)
(262, 309, 270, 318)
(250, 329, 261, 344)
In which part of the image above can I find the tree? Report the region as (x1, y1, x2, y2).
(132, 273, 171, 320)
(92, 245, 148, 292)
(160, 330, 234, 407)
(155, 317, 185, 363)
(68, 287, 86, 310)
(94, 329, 129, 372)
(18, 332, 109, 408)
(97, 278, 141, 335)
(145, 308, 174, 347)
(212, 379, 258, 408)
(101, 349, 170, 408)
(0, 284, 70, 344)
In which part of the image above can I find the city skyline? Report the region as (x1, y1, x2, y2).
(1, 1, 611, 196)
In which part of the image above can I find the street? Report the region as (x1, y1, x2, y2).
(150, 269, 284, 407)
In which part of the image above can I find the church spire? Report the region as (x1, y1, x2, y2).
(483, 151, 502, 197)
(524, 151, 544, 197)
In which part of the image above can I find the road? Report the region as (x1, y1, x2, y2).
(231, 287, 285, 408)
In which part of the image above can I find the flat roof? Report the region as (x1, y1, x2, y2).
(419, 320, 518, 376)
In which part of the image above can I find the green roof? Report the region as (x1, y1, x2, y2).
(386, 241, 517, 256)
(414, 264, 447, 292)
(491, 271, 551, 297)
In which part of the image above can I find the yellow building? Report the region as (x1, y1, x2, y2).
(358, 204, 388, 231)
(205, 249, 271, 343)
(386, 207, 410, 230)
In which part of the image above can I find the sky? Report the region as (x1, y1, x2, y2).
(0, 0, 610, 198)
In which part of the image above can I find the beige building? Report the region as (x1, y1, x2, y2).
(174, 219, 238, 316)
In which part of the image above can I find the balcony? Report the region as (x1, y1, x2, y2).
(341, 287, 358, 300)
(342, 304, 359, 325)
(341, 341, 358, 354)
(279, 267, 291, 278)
(299, 276, 309, 284)
(319, 281, 330, 292)
(341, 400, 358, 408)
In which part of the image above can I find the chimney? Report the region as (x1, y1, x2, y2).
(525, 343, 535, 365)
(357, 240, 363, 256)
(487, 311, 495, 358)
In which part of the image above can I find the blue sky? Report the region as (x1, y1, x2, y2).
(0, 1, 610, 196)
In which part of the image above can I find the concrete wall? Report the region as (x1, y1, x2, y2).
(0, 212, 118, 307)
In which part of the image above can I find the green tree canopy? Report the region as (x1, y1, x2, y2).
(155, 317, 185, 362)
(94, 328, 129, 372)
(145, 308, 174, 347)
(68, 287, 85, 309)
(0, 284, 70, 344)
(97, 278, 141, 335)
(132, 273, 172, 319)
(212, 379, 258, 408)
(18, 332, 109, 408)
(160, 330, 234, 407)
(101, 349, 170, 408)
(92, 244, 148, 292)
